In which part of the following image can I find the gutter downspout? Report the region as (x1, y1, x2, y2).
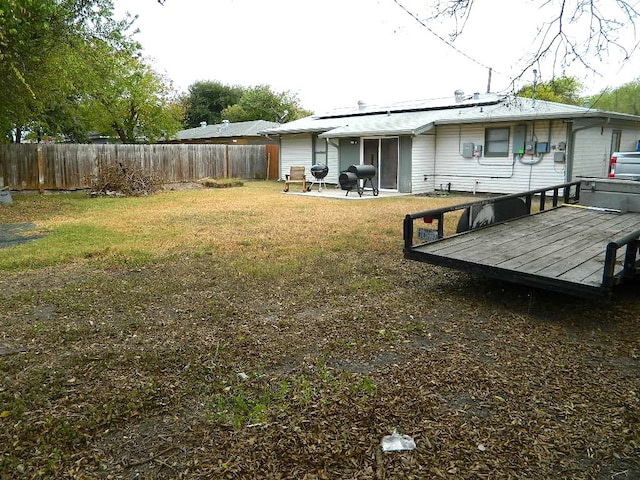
(566, 118, 610, 181)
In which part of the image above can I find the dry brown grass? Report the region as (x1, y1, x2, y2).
(32, 182, 466, 259)
(0, 181, 638, 479)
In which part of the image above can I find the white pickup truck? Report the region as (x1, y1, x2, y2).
(608, 151, 640, 180)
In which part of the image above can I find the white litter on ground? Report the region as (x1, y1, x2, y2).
(381, 429, 416, 452)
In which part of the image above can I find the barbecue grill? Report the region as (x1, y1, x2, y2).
(339, 164, 379, 197)
(309, 164, 329, 192)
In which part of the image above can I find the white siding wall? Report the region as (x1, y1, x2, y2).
(433, 122, 568, 194)
(280, 134, 313, 180)
(572, 128, 610, 178)
(572, 125, 640, 179)
(326, 141, 340, 184)
(620, 127, 640, 152)
(411, 134, 436, 194)
(280, 135, 340, 184)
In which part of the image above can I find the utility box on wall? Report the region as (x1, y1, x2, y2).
(536, 142, 550, 153)
(513, 124, 527, 156)
(524, 141, 537, 155)
(462, 142, 474, 158)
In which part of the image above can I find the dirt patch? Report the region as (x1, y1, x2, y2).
(0, 222, 46, 249)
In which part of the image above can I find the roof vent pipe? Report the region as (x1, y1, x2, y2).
(357, 100, 366, 111)
(454, 90, 465, 102)
(200, 121, 207, 128)
(473, 92, 480, 100)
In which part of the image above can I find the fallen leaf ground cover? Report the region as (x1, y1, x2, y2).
(0, 181, 638, 479)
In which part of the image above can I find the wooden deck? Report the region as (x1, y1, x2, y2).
(405, 206, 640, 298)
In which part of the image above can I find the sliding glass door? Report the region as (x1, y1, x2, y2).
(363, 137, 398, 190)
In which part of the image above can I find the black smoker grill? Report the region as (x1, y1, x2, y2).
(309, 164, 329, 192)
(339, 164, 379, 197)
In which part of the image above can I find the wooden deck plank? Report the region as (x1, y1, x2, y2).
(466, 209, 595, 264)
(499, 212, 635, 273)
(569, 245, 633, 286)
(556, 251, 607, 285)
(408, 207, 640, 295)
(538, 214, 640, 277)
(421, 208, 593, 266)
(420, 208, 589, 258)
(556, 219, 640, 283)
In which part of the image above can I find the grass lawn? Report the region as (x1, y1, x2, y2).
(0, 181, 638, 479)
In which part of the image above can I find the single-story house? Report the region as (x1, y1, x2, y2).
(260, 92, 640, 194)
(167, 120, 280, 145)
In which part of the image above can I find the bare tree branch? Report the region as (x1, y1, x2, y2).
(416, 0, 639, 89)
(427, 0, 475, 40)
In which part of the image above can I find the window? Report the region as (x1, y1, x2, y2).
(484, 127, 510, 157)
(313, 134, 327, 165)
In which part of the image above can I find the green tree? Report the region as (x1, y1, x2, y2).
(73, 39, 183, 143)
(0, 0, 180, 143)
(0, 0, 74, 141)
(516, 76, 584, 105)
(184, 81, 244, 128)
(220, 85, 312, 123)
(588, 79, 640, 115)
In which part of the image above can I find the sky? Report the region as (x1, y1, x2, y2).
(112, 0, 639, 113)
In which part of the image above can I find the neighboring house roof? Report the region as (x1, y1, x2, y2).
(260, 94, 640, 138)
(175, 120, 280, 141)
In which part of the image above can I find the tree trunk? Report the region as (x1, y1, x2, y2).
(112, 122, 127, 144)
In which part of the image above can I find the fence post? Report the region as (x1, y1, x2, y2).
(225, 145, 230, 179)
(36, 144, 44, 193)
(267, 149, 271, 180)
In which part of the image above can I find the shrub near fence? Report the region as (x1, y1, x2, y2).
(0, 143, 276, 191)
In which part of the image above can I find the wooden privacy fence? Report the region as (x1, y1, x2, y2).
(0, 143, 279, 191)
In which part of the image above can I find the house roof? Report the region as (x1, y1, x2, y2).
(176, 120, 280, 141)
(259, 94, 640, 138)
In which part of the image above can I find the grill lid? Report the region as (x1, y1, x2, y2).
(311, 164, 329, 179)
(347, 164, 376, 178)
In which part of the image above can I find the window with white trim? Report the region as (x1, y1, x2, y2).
(313, 134, 327, 165)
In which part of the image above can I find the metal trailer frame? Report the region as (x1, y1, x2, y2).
(403, 181, 640, 299)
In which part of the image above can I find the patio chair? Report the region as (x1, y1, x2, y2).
(283, 166, 308, 192)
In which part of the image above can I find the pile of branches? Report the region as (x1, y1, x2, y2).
(90, 162, 165, 197)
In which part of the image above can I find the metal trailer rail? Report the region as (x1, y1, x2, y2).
(403, 181, 640, 299)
